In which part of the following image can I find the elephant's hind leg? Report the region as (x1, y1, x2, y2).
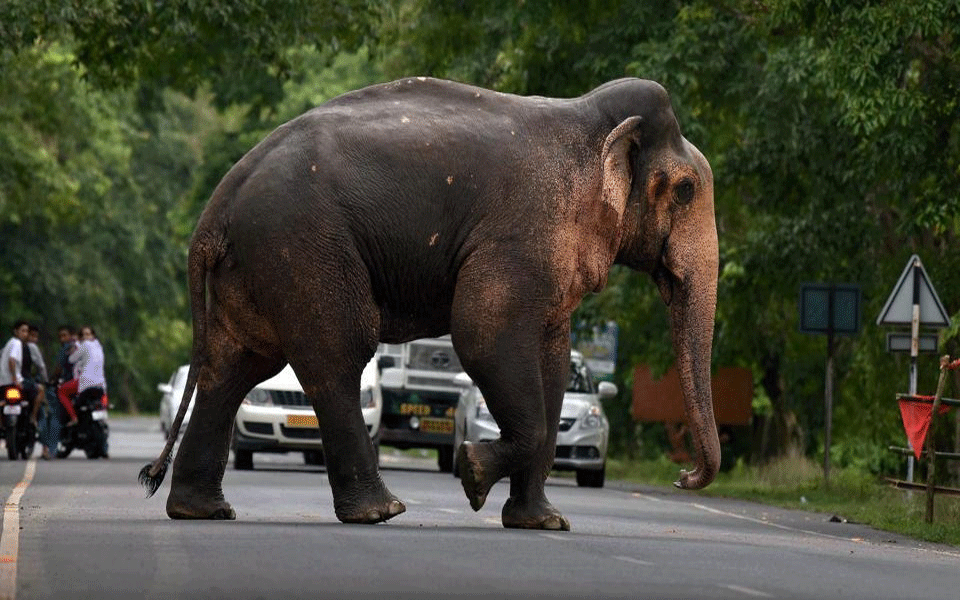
(291, 352, 405, 524)
(279, 267, 405, 525)
(166, 339, 284, 520)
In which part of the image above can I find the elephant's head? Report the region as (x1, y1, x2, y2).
(600, 82, 720, 490)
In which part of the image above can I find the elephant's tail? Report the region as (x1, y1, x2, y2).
(139, 229, 221, 498)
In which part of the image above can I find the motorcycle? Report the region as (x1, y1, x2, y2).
(1, 385, 37, 460)
(57, 388, 109, 459)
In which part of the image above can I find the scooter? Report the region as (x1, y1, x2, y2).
(57, 389, 109, 459)
(1, 385, 37, 460)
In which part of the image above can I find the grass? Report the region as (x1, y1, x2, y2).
(608, 455, 960, 546)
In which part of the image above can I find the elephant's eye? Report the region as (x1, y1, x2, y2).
(673, 179, 695, 206)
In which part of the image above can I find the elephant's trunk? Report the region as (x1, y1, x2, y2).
(659, 235, 720, 490)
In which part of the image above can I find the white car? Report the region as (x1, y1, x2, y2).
(232, 358, 383, 470)
(157, 365, 195, 437)
(453, 350, 617, 487)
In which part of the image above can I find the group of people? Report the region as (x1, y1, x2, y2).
(0, 320, 107, 459)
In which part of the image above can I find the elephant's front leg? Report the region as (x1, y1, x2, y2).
(501, 327, 571, 531)
(453, 312, 571, 529)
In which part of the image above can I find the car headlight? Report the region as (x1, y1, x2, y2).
(361, 387, 376, 408)
(242, 388, 273, 406)
(475, 397, 495, 423)
(580, 405, 603, 429)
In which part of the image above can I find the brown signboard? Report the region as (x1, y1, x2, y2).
(632, 365, 753, 426)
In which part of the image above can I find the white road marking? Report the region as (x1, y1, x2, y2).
(720, 584, 773, 598)
(437, 508, 459, 514)
(612, 555, 654, 566)
(632, 493, 663, 503)
(539, 533, 568, 542)
(692, 502, 849, 541)
(483, 518, 501, 526)
(0, 458, 37, 600)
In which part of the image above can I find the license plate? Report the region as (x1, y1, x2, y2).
(91, 410, 108, 421)
(286, 414, 319, 428)
(399, 402, 431, 416)
(420, 417, 453, 434)
(3, 404, 21, 416)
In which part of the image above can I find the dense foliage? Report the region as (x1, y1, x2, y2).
(379, 0, 960, 473)
(2, 1, 958, 482)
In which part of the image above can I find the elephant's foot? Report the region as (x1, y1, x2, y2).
(456, 441, 500, 511)
(501, 496, 570, 531)
(332, 479, 406, 524)
(166, 488, 236, 520)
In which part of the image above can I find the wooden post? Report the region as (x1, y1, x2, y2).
(925, 355, 951, 523)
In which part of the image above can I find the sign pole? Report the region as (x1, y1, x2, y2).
(907, 260, 921, 482)
(877, 254, 952, 485)
(824, 286, 834, 487)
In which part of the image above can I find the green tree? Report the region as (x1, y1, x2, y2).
(1, 0, 377, 108)
(376, 0, 960, 469)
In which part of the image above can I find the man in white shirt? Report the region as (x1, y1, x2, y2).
(66, 325, 106, 427)
(0, 320, 30, 389)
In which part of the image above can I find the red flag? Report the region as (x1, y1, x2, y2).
(898, 397, 951, 459)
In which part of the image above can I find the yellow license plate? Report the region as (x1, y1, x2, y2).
(286, 414, 319, 428)
(399, 403, 431, 416)
(420, 417, 453, 434)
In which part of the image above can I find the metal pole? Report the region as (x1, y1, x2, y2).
(824, 286, 834, 487)
(825, 333, 834, 487)
(908, 259, 921, 482)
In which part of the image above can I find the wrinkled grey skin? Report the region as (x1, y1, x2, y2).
(141, 77, 719, 531)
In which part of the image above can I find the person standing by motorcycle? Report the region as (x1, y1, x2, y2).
(25, 326, 59, 460)
(26, 325, 49, 423)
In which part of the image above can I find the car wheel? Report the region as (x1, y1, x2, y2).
(576, 464, 605, 488)
(437, 444, 454, 473)
(452, 421, 466, 478)
(234, 448, 254, 470)
(303, 449, 325, 466)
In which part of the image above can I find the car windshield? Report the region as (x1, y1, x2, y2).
(566, 360, 595, 393)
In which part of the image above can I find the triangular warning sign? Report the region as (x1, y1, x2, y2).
(877, 255, 950, 327)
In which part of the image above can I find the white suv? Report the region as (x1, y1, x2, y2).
(232, 358, 382, 470)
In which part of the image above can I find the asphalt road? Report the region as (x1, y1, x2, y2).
(1, 416, 959, 600)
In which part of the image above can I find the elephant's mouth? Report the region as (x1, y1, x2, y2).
(653, 263, 675, 306)
(652, 240, 677, 306)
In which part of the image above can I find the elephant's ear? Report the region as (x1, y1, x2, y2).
(600, 116, 643, 220)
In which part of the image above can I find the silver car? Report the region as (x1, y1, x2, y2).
(157, 365, 195, 437)
(453, 350, 617, 487)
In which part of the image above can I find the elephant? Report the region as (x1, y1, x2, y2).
(140, 76, 720, 531)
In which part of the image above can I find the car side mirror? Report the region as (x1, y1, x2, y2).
(377, 356, 396, 371)
(453, 372, 473, 388)
(157, 383, 173, 394)
(597, 381, 617, 400)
